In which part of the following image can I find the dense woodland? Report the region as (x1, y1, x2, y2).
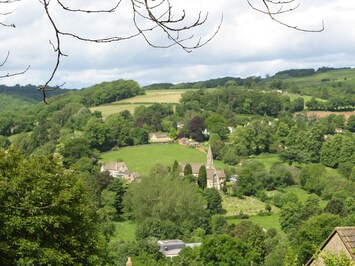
(0, 68, 354, 265)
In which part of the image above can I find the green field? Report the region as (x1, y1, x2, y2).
(90, 89, 192, 119)
(100, 143, 228, 176)
(226, 214, 281, 232)
(119, 89, 190, 104)
(110, 221, 137, 242)
(274, 68, 355, 87)
(90, 103, 152, 119)
(245, 153, 282, 169)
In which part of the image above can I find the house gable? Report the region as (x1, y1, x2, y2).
(306, 226, 355, 265)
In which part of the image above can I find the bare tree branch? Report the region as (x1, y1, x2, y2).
(0, 51, 30, 79)
(1, 0, 323, 103)
(56, 0, 122, 13)
(247, 0, 324, 32)
(35, 0, 222, 103)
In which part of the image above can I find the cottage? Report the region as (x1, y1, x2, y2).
(149, 133, 172, 143)
(100, 162, 137, 182)
(306, 226, 355, 265)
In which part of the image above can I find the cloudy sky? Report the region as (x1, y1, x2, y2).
(1, 0, 355, 89)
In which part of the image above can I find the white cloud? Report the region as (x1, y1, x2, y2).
(1, 0, 355, 88)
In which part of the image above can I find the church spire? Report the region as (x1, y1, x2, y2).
(206, 145, 214, 169)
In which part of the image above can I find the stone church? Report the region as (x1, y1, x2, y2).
(179, 145, 226, 190)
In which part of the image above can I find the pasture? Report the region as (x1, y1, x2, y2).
(90, 103, 152, 119)
(244, 153, 282, 170)
(305, 110, 355, 121)
(100, 143, 228, 176)
(119, 89, 189, 104)
(226, 214, 281, 232)
(281, 68, 355, 87)
(90, 89, 191, 119)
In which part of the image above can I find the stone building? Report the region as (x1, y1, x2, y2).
(179, 145, 226, 190)
(306, 226, 355, 265)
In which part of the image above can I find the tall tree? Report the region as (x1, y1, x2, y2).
(198, 165, 207, 189)
(123, 176, 205, 226)
(184, 163, 193, 176)
(0, 149, 105, 265)
(203, 188, 222, 215)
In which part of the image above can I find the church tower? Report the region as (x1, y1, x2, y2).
(206, 145, 214, 169)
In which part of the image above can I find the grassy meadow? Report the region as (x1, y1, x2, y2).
(90, 103, 152, 119)
(100, 143, 229, 176)
(244, 153, 281, 169)
(90, 89, 192, 119)
(119, 89, 189, 104)
(110, 221, 137, 242)
(226, 214, 281, 232)
(275, 68, 355, 87)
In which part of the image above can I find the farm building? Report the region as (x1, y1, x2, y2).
(149, 133, 173, 143)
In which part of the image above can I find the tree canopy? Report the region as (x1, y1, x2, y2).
(0, 149, 105, 265)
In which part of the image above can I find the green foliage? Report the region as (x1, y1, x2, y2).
(235, 160, 268, 196)
(292, 213, 343, 264)
(106, 178, 126, 216)
(184, 163, 193, 176)
(136, 218, 180, 240)
(84, 117, 113, 151)
(79, 79, 143, 107)
(321, 134, 345, 168)
(60, 136, 98, 168)
(205, 114, 229, 139)
(129, 127, 149, 145)
(0, 94, 34, 111)
(279, 202, 301, 232)
(272, 192, 299, 208)
(149, 164, 170, 178)
(197, 234, 261, 266)
(0, 135, 10, 149)
(210, 215, 228, 234)
(123, 176, 205, 228)
(228, 221, 266, 260)
(171, 160, 179, 178)
(108, 239, 163, 266)
(268, 163, 294, 189)
(324, 199, 346, 216)
(298, 164, 326, 195)
(197, 165, 207, 189)
(275, 68, 316, 77)
(203, 188, 222, 215)
(221, 144, 240, 165)
(300, 194, 322, 220)
(321, 250, 355, 266)
(133, 103, 173, 131)
(0, 149, 105, 265)
(0, 84, 67, 102)
(347, 115, 355, 132)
